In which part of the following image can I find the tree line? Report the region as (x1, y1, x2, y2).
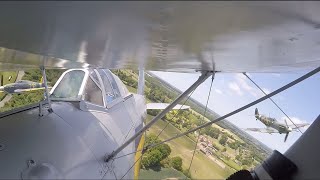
(141, 134, 189, 177)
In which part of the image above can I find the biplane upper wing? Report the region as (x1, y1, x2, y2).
(244, 128, 279, 134)
(0, 2, 320, 72)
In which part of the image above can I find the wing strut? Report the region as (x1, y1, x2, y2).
(137, 69, 145, 95)
(40, 66, 53, 113)
(104, 71, 213, 162)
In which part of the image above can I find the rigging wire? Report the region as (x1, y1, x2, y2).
(120, 155, 143, 180)
(242, 72, 303, 134)
(188, 74, 214, 173)
(139, 66, 320, 151)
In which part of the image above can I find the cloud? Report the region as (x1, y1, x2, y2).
(262, 88, 271, 94)
(271, 73, 281, 77)
(214, 89, 223, 94)
(228, 82, 243, 96)
(233, 74, 273, 98)
(234, 74, 258, 97)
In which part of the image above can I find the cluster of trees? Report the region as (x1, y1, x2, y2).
(112, 70, 138, 89)
(144, 81, 178, 104)
(0, 90, 44, 112)
(23, 69, 65, 86)
(202, 126, 220, 139)
(235, 140, 265, 164)
(235, 154, 254, 167)
(141, 134, 171, 168)
(0, 69, 65, 112)
(141, 134, 183, 172)
(227, 140, 243, 150)
(147, 109, 202, 133)
(219, 134, 228, 146)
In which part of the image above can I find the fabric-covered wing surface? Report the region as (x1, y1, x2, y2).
(0, 2, 320, 72)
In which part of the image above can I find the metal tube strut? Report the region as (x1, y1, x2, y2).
(105, 71, 212, 162)
(137, 69, 145, 95)
(40, 66, 53, 113)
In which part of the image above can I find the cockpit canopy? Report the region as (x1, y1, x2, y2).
(269, 118, 276, 122)
(50, 68, 129, 107)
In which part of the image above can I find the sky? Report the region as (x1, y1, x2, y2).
(150, 69, 320, 153)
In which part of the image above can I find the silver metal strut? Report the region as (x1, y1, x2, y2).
(40, 66, 53, 113)
(137, 69, 145, 95)
(105, 71, 212, 162)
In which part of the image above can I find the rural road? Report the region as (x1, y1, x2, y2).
(0, 71, 25, 108)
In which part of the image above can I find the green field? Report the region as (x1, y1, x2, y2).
(139, 168, 187, 180)
(0, 92, 6, 101)
(0, 71, 19, 101)
(0, 71, 18, 85)
(146, 115, 235, 179)
(126, 85, 137, 94)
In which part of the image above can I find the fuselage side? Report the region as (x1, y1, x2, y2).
(0, 68, 145, 179)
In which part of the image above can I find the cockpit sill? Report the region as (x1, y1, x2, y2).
(0, 99, 80, 119)
(0, 102, 42, 119)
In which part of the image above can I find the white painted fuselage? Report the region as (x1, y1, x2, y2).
(0, 69, 146, 179)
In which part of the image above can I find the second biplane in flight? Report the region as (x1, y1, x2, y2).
(245, 108, 309, 142)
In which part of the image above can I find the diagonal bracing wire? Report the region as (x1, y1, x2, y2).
(188, 75, 214, 173)
(242, 72, 303, 134)
(120, 155, 143, 180)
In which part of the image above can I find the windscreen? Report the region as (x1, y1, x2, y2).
(50, 70, 85, 99)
